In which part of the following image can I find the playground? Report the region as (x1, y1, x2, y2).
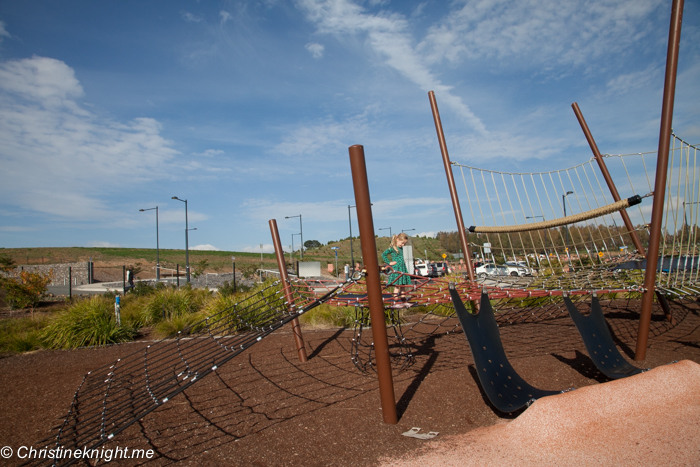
(2, 1, 698, 465)
(1, 294, 699, 466)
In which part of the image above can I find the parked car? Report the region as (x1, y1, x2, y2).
(475, 263, 508, 277)
(414, 263, 431, 277)
(504, 261, 533, 277)
(433, 262, 449, 277)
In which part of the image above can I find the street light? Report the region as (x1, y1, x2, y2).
(331, 246, 340, 277)
(292, 233, 301, 264)
(401, 229, 415, 233)
(348, 203, 371, 273)
(563, 191, 574, 256)
(379, 227, 392, 238)
(139, 206, 160, 280)
(285, 215, 303, 260)
(171, 196, 190, 283)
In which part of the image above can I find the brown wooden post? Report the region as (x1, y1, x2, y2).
(635, 0, 684, 361)
(428, 91, 475, 281)
(269, 219, 308, 363)
(348, 144, 398, 425)
(572, 102, 646, 256)
(572, 103, 674, 324)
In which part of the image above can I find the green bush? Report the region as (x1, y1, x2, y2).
(299, 304, 356, 328)
(141, 286, 210, 325)
(152, 313, 206, 339)
(0, 316, 49, 354)
(41, 296, 135, 349)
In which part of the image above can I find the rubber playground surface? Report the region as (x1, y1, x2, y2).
(1, 298, 699, 466)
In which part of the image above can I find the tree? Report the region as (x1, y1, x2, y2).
(304, 240, 322, 249)
(0, 254, 16, 273)
(191, 259, 209, 278)
(2, 269, 53, 311)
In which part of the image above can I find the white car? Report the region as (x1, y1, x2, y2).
(475, 264, 508, 277)
(505, 261, 534, 276)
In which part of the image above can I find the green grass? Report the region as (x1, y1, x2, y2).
(0, 315, 49, 354)
(41, 296, 136, 349)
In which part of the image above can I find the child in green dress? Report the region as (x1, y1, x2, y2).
(381, 233, 411, 297)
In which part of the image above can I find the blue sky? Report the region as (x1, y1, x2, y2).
(0, 0, 698, 254)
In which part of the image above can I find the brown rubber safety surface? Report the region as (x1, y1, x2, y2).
(1, 298, 699, 466)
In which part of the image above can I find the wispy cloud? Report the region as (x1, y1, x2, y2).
(0, 20, 11, 44)
(420, 0, 664, 69)
(242, 196, 449, 223)
(305, 42, 324, 59)
(296, 0, 487, 135)
(191, 244, 221, 251)
(0, 56, 180, 220)
(181, 11, 204, 23)
(219, 11, 232, 24)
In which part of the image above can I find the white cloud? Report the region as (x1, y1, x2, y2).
(0, 226, 37, 232)
(220, 11, 232, 24)
(191, 244, 221, 251)
(420, 0, 664, 69)
(192, 149, 225, 157)
(305, 42, 325, 59)
(0, 20, 11, 43)
(296, 0, 487, 135)
(181, 11, 203, 23)
(242, 243, 276, 253)
(273, 112, 371, 157)
(0, 56, 180, 220)
(87, 241, 121, 248)
(242, 196, 449, 223)
(606, 64, 660, 95)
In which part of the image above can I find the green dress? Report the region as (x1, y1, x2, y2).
(382, 246, 411, 286)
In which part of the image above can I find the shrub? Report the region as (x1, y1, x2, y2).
(141, 286, 210, 325)
(152, 313, 207, 339)
(298, 304, 356, 328)
(41, 296, 135, 349)
(1, 270, 53, 310)
(0, 316, 49, 354)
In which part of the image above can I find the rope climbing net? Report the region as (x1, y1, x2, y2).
(24, 278, 360, 467)
(451, 133, 699, 297)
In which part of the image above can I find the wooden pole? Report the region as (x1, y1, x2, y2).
(635, 0, 685, 361)
(348, 144, 398, 424)
(269, 219, 308, 363)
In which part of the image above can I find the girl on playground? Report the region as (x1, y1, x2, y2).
(381, 232, 411, 298)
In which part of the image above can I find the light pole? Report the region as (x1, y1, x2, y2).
(349, 203, 371, 272)
(231, 256, 236, 293)
(563, 191, 574, 255)
(331, 246, 340, 277)
(401, 229, 415, 234)
(171, 196, 190, 283)
(379, 227, 392, 238)
(348, 205, 356, 272)
(139, 206, 160, 280)
(292, 233, 301, 265)
(285, 215, 303, 260)
(526, 215, 547, 256)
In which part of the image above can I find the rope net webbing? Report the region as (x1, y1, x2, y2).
(452, 134, 699, 286)
(24, 279, 357, 467)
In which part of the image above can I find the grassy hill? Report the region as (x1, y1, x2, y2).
(0, 235, 450, 277)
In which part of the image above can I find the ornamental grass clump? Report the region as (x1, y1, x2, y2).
(0, 316, 49, 354)
(41, 296, 135, 349)
(141, 286, 210, 325)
